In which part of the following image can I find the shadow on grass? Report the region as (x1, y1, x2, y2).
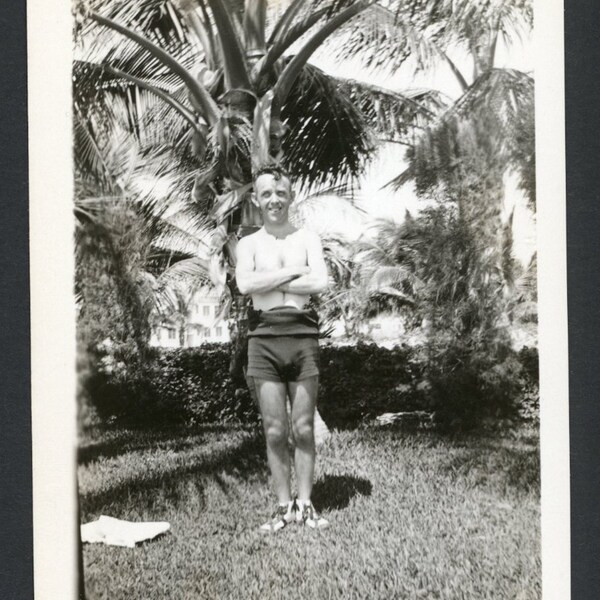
(79, 434, 267, 518)
(312, 474, 372, 511)
(78, 424, 252, 466)
(443, 442, 540, 495)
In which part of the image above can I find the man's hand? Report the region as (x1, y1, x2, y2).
(286, 266, 311, 279)
(276, 266, 311, 292)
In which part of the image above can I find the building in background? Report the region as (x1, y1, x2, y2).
(150, 289, 230, 348)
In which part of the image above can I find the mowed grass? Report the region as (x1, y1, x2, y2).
(78, 424, 540, 600)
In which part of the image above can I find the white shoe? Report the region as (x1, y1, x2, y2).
(297, 501, 329, 529)
(259, 502, 297, 533)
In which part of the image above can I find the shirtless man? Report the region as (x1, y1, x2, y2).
(236, 165, 329, 532)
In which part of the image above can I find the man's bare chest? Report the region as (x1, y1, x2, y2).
(254, 234, 308, 270)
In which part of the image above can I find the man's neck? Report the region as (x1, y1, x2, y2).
(262, 222, 297, 240)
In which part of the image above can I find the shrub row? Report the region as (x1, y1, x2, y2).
(85, 342, 538, 429)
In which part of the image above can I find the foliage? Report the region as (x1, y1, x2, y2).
(86, 342, 423, 427)
(85, 340, 537, 430)
(408, 201, 525, 428)
(86, 343, 255, 425)
(317, 229, 418, 338)
(516, 345, 539, 425)
(356, 187, 536, 429)
(318, 342, 425, 427)
(75, 200, 162, 427)
(330, 0, 535, 207)
(76, 202, 156, 359)
(425, 335, 523, 429)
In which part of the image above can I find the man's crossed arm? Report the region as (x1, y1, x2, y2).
(235, 232, 328, 296)
(276, 232, 328, 294)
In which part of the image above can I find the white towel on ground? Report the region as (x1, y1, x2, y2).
(81, 515, 170, 548)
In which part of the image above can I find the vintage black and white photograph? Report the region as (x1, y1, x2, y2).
(29, 0, 569, 598)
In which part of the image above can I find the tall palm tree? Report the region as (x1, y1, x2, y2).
(334, 0, 535, 282)
(75, 0, 422, 437)
(74, 0, 384, 298)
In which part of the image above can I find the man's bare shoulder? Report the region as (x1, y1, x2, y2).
(293, 227, 319, 240)
(296, 228, 323, 246)
(237, 231, 261, 250)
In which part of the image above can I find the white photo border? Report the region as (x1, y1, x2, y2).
(28, 0, 569, 597)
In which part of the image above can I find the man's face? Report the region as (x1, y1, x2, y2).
(252, 173, 294, 225)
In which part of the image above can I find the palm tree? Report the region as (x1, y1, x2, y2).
(75, 0, 383, 290)
(76, 0, 423, 437)
(334, 0, 535, 277)
(315, 221, 419, 340)
(74, 124, 161, 360)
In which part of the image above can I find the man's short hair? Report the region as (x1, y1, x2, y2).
(252, 164, 291, 184)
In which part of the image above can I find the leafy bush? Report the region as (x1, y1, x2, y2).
(147, 345, 257, 425)
(395, 200, 530, 429)
(87, 342, 425, 428)
(86, 342, 538, 430)
(516, 346, 539, 425)
(425, 339, 524, 429)
(318, 342, 425, 428)
(87, 344, 257, 426)
(76, 203, 156, 426)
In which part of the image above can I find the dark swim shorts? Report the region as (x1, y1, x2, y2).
(246, 306, 320, 382)
(247, 335, 319, 382)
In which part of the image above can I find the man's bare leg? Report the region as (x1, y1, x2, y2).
(289, 376, 328, 528)
(288, 376, 318, 501)
(255, 378, 292, 504)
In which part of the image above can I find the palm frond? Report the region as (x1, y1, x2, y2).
(333, 77, 448, 144)
(205, 0, 252, 90)
(243, 0, 267, 54)
(156, 256, 212, 289)
(281, 63, 375, 190)
(73, 113, 115, 189)
(331, 2, 441, 76)
(152, 210, 213, 256)
(272, 0, 372, 109)
(89, 9, 220, 124)
(259, 7, 329, 77)
(387, 68, 534, 199)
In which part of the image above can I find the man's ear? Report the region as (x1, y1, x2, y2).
(250, 192, 259, 208)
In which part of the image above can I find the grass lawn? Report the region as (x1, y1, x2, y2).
(78, 423, 540, 600)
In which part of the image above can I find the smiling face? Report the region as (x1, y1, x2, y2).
(252, 173, 295, 226)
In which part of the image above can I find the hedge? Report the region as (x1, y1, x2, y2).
(86, 342, 538, 429)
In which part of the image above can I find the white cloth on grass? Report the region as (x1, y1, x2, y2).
(81, 515, 170, 548)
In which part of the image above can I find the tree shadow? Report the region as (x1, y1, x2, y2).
(311, 474, 372, 511)
(77, 424, 256, 466)
(79, 434, 267, 518)
(442, 443, 540, 495)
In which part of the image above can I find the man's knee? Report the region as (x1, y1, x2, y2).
(292, 417, 315, 446)
(264, 421, 288, 447)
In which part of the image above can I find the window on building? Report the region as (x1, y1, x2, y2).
(216, 327, 223, 337)
(203, 305, 210, 316)
(214, 305, 219, 316)
(156, 329, 162, 341)
(168, 329, 176, 340)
